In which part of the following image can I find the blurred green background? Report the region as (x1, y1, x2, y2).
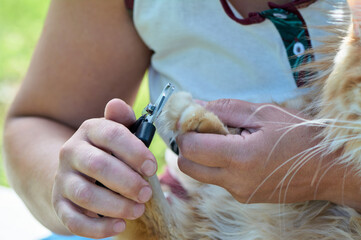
(0, 1, 166, 187)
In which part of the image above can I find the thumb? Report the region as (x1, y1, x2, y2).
(205, 99, 260, 128)
(104, 98, 136, 127)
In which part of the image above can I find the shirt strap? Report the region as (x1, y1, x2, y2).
(260, 5, 314, 87)
(124, 0, 134, 18)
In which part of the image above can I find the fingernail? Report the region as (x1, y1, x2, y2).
(113, 221, 125, 233)
(133, 203, 145, 218)
(138, 186, 152, 203)
(141, 160, 157, 176)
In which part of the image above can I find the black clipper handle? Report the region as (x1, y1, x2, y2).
(133, 121, 156, 148)
(129, 115, 146, 133)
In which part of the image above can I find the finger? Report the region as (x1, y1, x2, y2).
(82, 118, 157, 177)
(177, 132, 241, 168)
(177, 153, 223, 185)
(193, 99, 207, 106)
(62, 173, 146, 219)
(205, 99, 261, 128)
(69, 142, 153, 203)
(104, 98, 136, 128)
(54, 198, 126, 239)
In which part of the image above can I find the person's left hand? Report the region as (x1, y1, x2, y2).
(176, 98, 331, 204)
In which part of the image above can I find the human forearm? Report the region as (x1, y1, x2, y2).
(3, 116, 74, 234)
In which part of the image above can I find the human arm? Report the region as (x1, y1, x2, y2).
(176, 99, 361, 212)
(3, 0, 154, 238)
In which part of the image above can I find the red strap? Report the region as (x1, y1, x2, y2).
(124, 0, 134, 10)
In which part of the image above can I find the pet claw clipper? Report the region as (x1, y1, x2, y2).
(95, 83, 174, 217)
(129, 83, 175, 146)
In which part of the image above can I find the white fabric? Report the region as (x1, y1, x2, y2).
(0, 186, 51, 240)
(133, 0, 343, 103)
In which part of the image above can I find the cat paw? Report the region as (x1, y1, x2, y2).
(158, 92, 229, 136)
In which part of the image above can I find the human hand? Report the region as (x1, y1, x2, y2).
(176, 99, 329, 204)
(52, 99, 157, 238)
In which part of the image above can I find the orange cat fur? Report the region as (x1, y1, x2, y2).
(115, 2, 361, 239)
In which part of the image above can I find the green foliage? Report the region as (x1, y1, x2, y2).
(0, 0, 50, 83)
(0, 103, 8, 186)
(0, 0, 50, 187)
(0, 0, 167, 187)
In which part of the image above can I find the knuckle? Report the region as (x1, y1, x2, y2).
(59, 142, 73, 163)
(81, 118, 97, 130)
(80, 118, 102, 141)
(74, 183, 93, 206)
(85, 152, 106, 175)
(102, 125, 127, 145)
(207, 98, 233, 111)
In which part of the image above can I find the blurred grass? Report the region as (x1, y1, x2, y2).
(0, 1, 166, 187)
(0, 103, 8, 186)
(0, 0, 52, 187)
(0, 1, 50, 83)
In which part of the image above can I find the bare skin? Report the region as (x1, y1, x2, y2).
(4, 0, 152, 238)
(177, 100, 361, 212)
(3, 0, 360, 239)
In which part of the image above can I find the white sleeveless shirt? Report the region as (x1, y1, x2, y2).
(132, 0, 343, 103)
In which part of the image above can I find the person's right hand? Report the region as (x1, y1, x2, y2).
(52, 98, 157, 239)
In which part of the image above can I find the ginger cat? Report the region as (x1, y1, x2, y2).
(115, 1, 361, 239)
